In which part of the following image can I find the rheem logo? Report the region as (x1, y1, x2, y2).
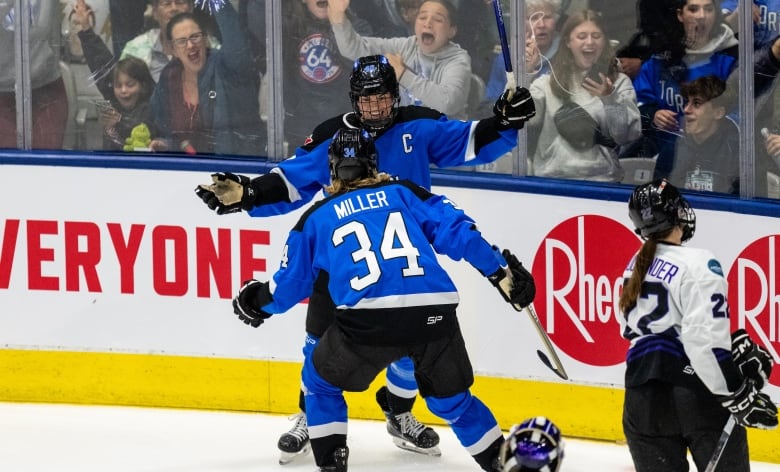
(727, 235, 780, 387)
(532, 215, 640, 366)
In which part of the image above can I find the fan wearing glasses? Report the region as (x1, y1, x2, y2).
(119, 0, 195, 82)
(149, 1, 264, 156)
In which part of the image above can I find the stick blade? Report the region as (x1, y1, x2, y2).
(537, 350, 569, 380)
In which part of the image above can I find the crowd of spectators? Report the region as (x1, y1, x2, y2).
(4, 0, 780, 198)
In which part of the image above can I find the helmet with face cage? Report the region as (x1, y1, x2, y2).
(349, 55, 400, 131)
(328, 128, 379, 182)
(498, 416, 564, 472)
(628, 179, 696, 242)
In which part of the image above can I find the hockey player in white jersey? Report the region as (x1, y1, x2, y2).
(618, 179, 777, 472)
(230, 128, 537, 471)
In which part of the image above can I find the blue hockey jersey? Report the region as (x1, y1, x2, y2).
(248, 106, 518, 217)
(721, 0, 780, 49)
(260, 179, 506, 342)
(634, 26, 738, 124)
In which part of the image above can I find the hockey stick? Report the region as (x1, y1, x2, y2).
(491, 0, 517, 92)
(522, 303, 569, 380)
(497, 275, 569, 380)
(704, 415, 736, 472)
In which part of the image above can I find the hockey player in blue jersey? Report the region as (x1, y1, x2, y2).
(195, 54, 535, 463)
(230, 128, 537, 471)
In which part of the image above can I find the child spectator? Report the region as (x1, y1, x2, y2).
(73, 0, 157, 151)
(328, 0, 471, 118)
(632, 0, 738, 179)
(668, 75, 739, 194)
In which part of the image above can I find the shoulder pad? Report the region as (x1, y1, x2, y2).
(304, 114, 355, 151)
(395, 105, 446, 123)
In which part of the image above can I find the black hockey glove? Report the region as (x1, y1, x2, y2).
(488, 248, 536, 309)
(731, 329, 774, 390)
(232, 279, 273, 328)
(493, 86, 536, 130)
(195, 172, 255, 215)
(719, 378, 778, 430)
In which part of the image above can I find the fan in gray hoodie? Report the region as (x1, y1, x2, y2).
(328, 0, 471, 119)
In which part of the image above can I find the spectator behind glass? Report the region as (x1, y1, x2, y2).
(120, 0, 193, 82)
(485, 0, 562, 103)
(73, 0, 157, 151)
(668, 75, 739, 194)
(245, 0, 373, 148)
(632, 0, 737, 180)
(722, 0, 780, 50)
(525, 9, 641, 182)
(0, 1, 68, 150)
(150, 4, 263, 155)
(328, 0, 472, 119)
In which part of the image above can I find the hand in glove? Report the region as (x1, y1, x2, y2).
(232, 279, 273, 328)
(488, 248, 536, 309)
(195, 172, 254, 215)
(732, 329, 774, 390)
(493, 86, 536, 130)
(719, 378, 778, 430)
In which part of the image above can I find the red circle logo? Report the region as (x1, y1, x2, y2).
(727, 235, 780, 387)
(532, 215, 640, 366)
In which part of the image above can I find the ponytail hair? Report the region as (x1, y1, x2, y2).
(619, 228, 673, 314)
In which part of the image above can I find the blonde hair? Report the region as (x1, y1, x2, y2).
(325, 172, 393, 195)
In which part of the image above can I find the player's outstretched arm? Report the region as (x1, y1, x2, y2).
(195, 172, 252, 215)
(195, 172, 291, 215)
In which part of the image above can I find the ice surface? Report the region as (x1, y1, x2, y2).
(0, 402, 777, 471)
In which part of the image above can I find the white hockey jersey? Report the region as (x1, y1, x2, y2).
(619, 242, 740, 396)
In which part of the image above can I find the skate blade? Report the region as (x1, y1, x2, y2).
(391, 437, 442, 457)
(278, 444, 311, 465)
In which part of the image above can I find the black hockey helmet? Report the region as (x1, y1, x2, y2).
(628, 179, 696, 242)
(328, 128, 379, 182)
(498, 416, 564, 472)
(349, 55, 400, 131)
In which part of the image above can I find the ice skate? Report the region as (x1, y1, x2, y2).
(375, 386, 441, 456)
(277, 411, 310, 465)
(385, 410, 442, 456)
(317, 446, 349, 472)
